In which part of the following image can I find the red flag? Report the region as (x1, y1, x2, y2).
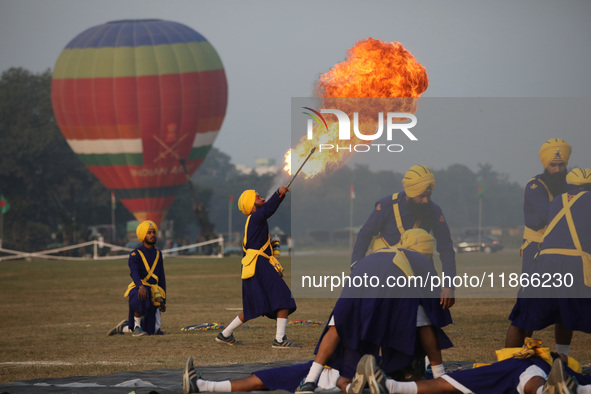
(477, 183, 485, 199)
(0, 194, 9, 214)
(350, 184, 356, 199)
(229, 194, 234, 207)
(111, 191, 116, 209)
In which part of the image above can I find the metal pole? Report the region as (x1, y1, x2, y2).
(349, 191, 353, 254)
(280, 147, 316, 197)
(228, 199, 232, 244)
(478, 197, 482, 247)
(111, 193, 116, 243)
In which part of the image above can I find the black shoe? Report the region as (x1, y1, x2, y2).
(543, 358, 578, 394)
(295, 380, 316, 393)
(215, 332, 238, 345)
(349, 355, 370, 393)
(183, 357, 199, 394)
(132, 326, 146, 337)
(107, 319, 127, 336)
(364, 355, 388, 394)
(272, 335, 302, 348)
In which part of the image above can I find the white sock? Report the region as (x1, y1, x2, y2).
(578, 385, 591, 394)
(213, 381, 232, 392)
(222, 316, 244, 337)
(122, 326, 132, 333)
(197, 379, 209, 392)
(431, 363, 445, 378)
(556, 344, 570, 356)
(155, 308, 161, 332)
(276, 318, 287, 342)
(134, 316, 142, 329)
(385, 378, 417, 394)
(536, 387, 543, 394)
(304, 362, 324, 384)
(198, 379, 232, 392)
(345, 383, 351, 393)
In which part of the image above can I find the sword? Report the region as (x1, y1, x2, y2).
(280, 147, 316, 197)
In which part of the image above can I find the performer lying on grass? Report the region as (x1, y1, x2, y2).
(182, 357, 351, 394)
(296, 229, 453, 393)
(351, 341, 591, 394)
(182, 339, 591, 394)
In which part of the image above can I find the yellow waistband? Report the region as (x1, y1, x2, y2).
(522, 226, 545, 243)
(539, 248, 591, 287)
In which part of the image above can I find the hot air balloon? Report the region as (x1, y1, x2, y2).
(51, 19, 228, 226)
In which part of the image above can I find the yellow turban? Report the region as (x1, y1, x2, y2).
(566, 168, 591, 186)
(238, 190, 257, 216)
(398, 228, 434, 255)
(136, 220, 158, 242)
(539, 138, 571, 169)
(402, 165, 435, 198)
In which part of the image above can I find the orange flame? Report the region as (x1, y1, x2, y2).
(285, 38, 428, 178)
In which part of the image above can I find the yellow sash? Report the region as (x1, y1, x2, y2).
(369, 236, 390, 253)
(393, 192, 421, 234)
(520, 178, 552, 256)
(475, 338, 551, 369)
(495, 338, 552, 365)
(241, 215, 283, 279)
(368, 193, 419, 254)
(124, 250, 165, 305)
(475, 338, 582, 373)
(523, 226, 546, 244)
(538, 191, 591, 287)
(371, 247, 415, 278)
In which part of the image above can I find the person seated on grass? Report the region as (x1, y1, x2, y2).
(352, 340, 591, 394)
(108, 220, 166, 337)
(296, 229, 454, 393)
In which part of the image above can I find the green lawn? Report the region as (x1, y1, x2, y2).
(0, 251, 589, 383)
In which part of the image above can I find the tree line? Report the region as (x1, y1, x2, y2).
(0, 68, 524, 252)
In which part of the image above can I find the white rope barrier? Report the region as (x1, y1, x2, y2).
(161, 237, 224, 258)
(0, 237, 225, 261)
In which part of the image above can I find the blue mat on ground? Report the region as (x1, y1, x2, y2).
(0, 360, 305, 394)
(0, 360, 587, 393)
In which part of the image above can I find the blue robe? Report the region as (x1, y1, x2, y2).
(254, 357, 591, 393)
(511, 189, 591, 332)
(317, 249, 453, 378)
(351, 191, 456, 279)
(509, 174, 568, 326)
(253, 361, 314, 392)
(520, 173, 567, 272)
(241, 190, 296, 320)
(126, 244, 166, 335)
(445, 357, 591, 394)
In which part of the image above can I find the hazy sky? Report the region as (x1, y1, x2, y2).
(2, 0, 590, 185)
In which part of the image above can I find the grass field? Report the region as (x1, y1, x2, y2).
(1, 250, 590, 384)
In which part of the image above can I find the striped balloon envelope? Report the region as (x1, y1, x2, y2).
(51, 19, 227, 226)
